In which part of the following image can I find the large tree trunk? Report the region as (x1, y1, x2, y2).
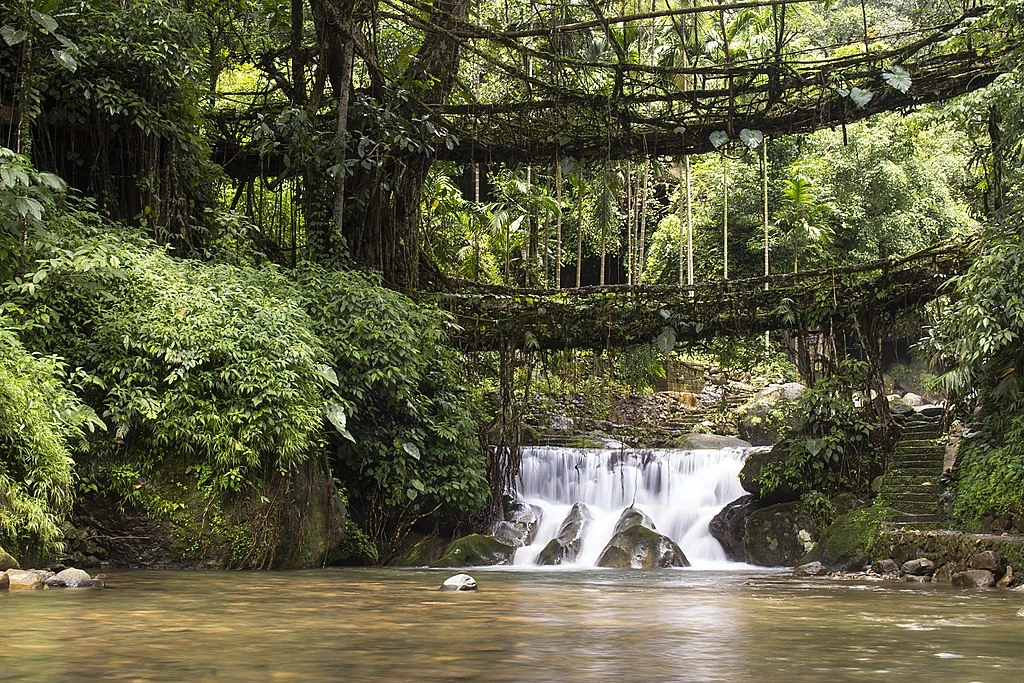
(316, 0, 469, 289)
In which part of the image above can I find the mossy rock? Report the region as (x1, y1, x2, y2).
(432, 534, 516, 567)
(743, 501, 819, 566)
(804, 506, 894, 571)
(388, 533, 448, 567)
(596, 524, 689, 569)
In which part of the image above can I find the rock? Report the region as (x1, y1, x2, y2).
(708, 495, 767, 562)
(902, 393, 924, 407)
(5, 569, 44, 590)
(901, 558, 935, 576)
(508, 502, 543, 545)
(738, 446, 802, 503)
(871, 559, 900, 576)
(735, 383, 806, 446)
(432, 535, 516, 567)
(48, 564, 67, 574)
(811, 507, 890, 572)
(44, 567, 94, 588)
(743, 501, 819, 567)
(597, 524, 689, 569)
(888, 397, 915, 416)
(537, 503, 594, 565)
(794, 561, 827, 577)
(0, 573, 8, 590)
(996, 565, 1014, 588)
(678, 434, 752, 450)
(916, 404, 945, 417)
(439, 574, 478, 591)
(491, 521, 528, 548)
(903, 574, 931, 583)
(32, 569, 55, 581)
(951, 569, 995, 588)
(613, 506, 655, 535)
(0, 547, 20, 572)
(933, 564, 955, 584)
(388, 533, 449, 567)
(970, 550, 1005, 574)
(1018, 608, 1024, 618)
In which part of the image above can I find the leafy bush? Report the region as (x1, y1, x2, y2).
(294, 266, 488, 552)
(0, 321, 101, 557)
(773, 362, 878, 495)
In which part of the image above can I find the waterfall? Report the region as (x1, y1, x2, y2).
(512, 446, 750, 567)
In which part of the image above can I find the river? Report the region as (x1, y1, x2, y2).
(2, 567, 1021, 681)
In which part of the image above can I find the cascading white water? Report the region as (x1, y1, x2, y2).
(513, 446, 751, 567)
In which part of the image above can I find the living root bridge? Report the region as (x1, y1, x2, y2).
(433, 240, 974, 352)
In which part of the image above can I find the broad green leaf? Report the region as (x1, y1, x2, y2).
(316, 363, 339, 386)
(709, 130, 729, 149)
(51, 48, 77, 72)
(739, 128, 764, 149)
(325, 403, 355, 442)
(1, 26, 27, 46)
(30, 10, 58, 33)
(849, 87, 873, 108)
(882, 66, 912, 93)
(402, 441, 421, 460)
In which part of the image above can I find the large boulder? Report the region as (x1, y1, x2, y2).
(5, 569, 44, 590)
(738, 446, 802, 503)
(491, 502, 543, 548)
(432, 535, 516, 567)
(0, 546, 20, 572)
(901, 558, 935, 576)
(537, 503, 593, 565)
(596, 508, 689, 569)
(743, 502, 819, 567)
(708, 495, 767, 562)
(735, 383, 806, 446)
(809, 507, 891, 572)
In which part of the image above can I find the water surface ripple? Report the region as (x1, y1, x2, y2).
(2, 568, 1022, 681)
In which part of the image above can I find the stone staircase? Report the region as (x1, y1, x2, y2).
(881, 412, 946, 527)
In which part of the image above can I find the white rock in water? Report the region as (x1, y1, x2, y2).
(440, 573, 477, 591)
(1017, 608, 1024, 618)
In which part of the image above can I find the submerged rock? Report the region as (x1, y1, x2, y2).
(0, 573, 7, 590)
(952, 569, 995, 589)
(439, 574, 478, 591)
(708, 495, 766, 563)
(596, 507, 689, 569)
(537, 503, 593, 566)
(432, 535, 516, 567)
(5, 569, 43, 590)
(0, 546, 20, 572)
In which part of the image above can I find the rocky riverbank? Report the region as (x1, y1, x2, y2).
(1, 546, 104, 590)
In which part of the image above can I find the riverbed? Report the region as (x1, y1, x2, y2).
(2, 567, 1021, 681)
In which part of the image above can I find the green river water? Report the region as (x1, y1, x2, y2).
(1, 567, 1022, 681)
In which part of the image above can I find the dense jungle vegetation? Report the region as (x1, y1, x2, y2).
(1, 0, 1022, 565)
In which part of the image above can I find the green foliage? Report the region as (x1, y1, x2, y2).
(776, 362, 877, 495)
(952, 402, 1024, 533)
(0, 146, 66, 281)
(19, 224, 329, 478)
(0, 319, 100, 557)
(293, 265, 488, 551)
